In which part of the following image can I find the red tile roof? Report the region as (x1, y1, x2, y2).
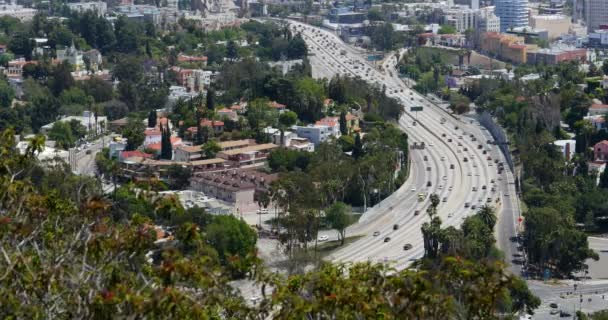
(590, 104, 608, 110)
(177, 54, 208, 62)
(120, 150, 153, 159)
(269, 101, 286, 109)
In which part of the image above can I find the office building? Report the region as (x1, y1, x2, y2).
(495, 0, 529, 32)
(585, 0, 608, 32)
(530, 14, 571, 40)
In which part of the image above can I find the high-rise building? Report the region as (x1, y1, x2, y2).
(495, 0, 529, 32)
(453, 0, 479, 10)
(585, 0, 608, 31)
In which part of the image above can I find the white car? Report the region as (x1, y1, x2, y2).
(411, 187, 416, 192)
(429, 143, 434, 147)
(318, 235, 329, 242)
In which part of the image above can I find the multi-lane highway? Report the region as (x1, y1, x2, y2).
(287, 20, 519, 269)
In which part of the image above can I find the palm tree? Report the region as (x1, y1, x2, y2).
(478, 205, 497, 229)
(26, 134, 46, 157)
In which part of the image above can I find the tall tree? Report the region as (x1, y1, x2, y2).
(147, 110, 157, 128)
(123, 117, 145, 151)
(339, 111, 348, 135)
(325, 201, 350, 245)
(160, 123, 172, 160)
(353, 133, 364, 159)
(599, 168, 608, 189)
(206, 89, 215, 111)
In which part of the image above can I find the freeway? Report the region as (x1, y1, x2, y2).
(287, 20, 511, 268)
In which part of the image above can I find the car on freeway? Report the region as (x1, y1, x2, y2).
(471, 205, 477, 210)
(463, 157, 468, 162)
(489, 163, 493, 166)
(463, 147, 468, 152)
(442, 176, 447, 180)
(429, 143, 434, 147)
(467, 172, 472, 176)
(427, 181, 432, 187)
(414, 210, 420, 215)
(478, 144, 483, 149)
(482, 185, 487, 190)
(448, 212, 453, 218)
(472, 187, 477, 192)
(482, 150, 487, 154)
(426, 167, 431, 171)
(440, 156, 445, 161)
(384, 237, 391, 243)
(438, 185, 443, 190)
(464, 202, 470, 208)
(423, 155, 428, 161)
(448, 186, 453, 191)
(318, 235, 329, 242)
(442, 197, 447, 202)
(393, 224, 399, 230)
(403, 243, 413, 250)
(373, 231, 380, 236)
(450, 164, 455, 169)
(448, 138, 452, 142)
(442, 133, 446, 137)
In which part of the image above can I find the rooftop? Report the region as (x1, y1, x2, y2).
(219, 143, 278, 156)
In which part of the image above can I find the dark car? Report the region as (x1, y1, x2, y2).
(393, 224, 399, 230)
(427, 181, 432, 187)
(450, 164, 455, 169)
(414, 210, 420, 215)
(403, 243, 413, 250)
(384, 237, 391, 243)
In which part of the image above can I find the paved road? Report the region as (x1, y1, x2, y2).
(72, 136, 109, 176)
(288, 21, 506, 268)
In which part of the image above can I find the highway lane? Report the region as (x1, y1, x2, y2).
(287, 20, 502, 267)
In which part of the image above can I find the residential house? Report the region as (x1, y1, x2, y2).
(189, 169, 277, 213)
(588, 161, 606, 185)
(83, 49, 103, 71)
(200, 119, 224, 134)
(294, 124, 341, 145)
(145, 136, 183, 158)
(316, 113, 360, 134)
(217, 143, 278, 167)
(109, 118, 129, 132)
(56, 42, 84, 71)
(216, 108, 238, 121)
(553, 139, 576, 161)
(584, 115, 606, 130)
(109, 138, 128, 158)
(588, 104, 608, 116)
(144, 128, 162, 146)
(594, 140, 608, 161)
(177, 53, 208, 66)
(174, 144, 203, 162)
(119, 150, 153, 162)
(269, 101, 286, 112)
(263, 127, 314, 151)
(5, 58, 37, 78)
(217, 139, 254, 151)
